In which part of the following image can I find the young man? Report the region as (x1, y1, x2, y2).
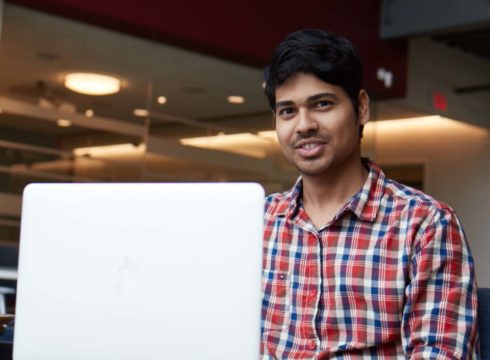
(261, 29, 479, 359)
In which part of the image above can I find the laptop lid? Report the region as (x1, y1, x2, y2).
(14, 183, 264, 360)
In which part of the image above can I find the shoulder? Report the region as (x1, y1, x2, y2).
(382, 178, 465, 245)
(384, 177, 455, 216)
(362, 160, 456, 226)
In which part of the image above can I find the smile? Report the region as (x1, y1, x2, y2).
(293, 138, 327, 149)
(294, 140, 326, 158)
(301, 143, 320, 150)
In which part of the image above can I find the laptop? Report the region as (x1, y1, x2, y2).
(14, 183, 264, 360)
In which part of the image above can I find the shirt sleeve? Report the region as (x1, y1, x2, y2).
(402, 207, 480, 359)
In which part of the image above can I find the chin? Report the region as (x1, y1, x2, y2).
(299, 168, 331, 177)
(294, 160, 334, 176)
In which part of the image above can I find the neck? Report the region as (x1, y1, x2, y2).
(301, 152, 368, 227)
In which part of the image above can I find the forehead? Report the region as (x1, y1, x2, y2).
(275, 73, 345, 104)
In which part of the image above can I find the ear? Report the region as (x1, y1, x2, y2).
(358, 89, 370, 126)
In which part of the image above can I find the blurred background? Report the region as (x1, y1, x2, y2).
(0, 0, 488, 318)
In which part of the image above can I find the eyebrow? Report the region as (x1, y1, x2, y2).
(275, 92, 338, 109)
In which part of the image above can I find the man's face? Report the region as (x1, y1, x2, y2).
(274, 73, 369, 177)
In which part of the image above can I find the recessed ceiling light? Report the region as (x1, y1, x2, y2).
(57, 119, 72, 127)
(133, 108, 149, 117)
(227, 95, 245, 104)
(157, 96, 167, 104)
(85, 109, 94, 117)
(64, 73, 121, 96)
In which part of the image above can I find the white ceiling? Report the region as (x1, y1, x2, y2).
(0, 4, 272, 137)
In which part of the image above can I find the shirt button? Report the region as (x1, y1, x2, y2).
(308, 340, 316, 350)
(310, 288, 317, 297)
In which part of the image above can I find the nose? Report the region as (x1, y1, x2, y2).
(296, 108, 318, 134)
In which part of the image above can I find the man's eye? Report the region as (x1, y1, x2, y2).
(316, 100, 332, 108)
(278, 108, 295, 116)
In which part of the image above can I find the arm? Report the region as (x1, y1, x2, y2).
(402, 208, 479, 359)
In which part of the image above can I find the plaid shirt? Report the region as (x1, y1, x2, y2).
(262, 160, 479, 359)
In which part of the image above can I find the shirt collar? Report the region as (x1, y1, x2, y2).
(274, 176, 303, 218)
(347, 158, 385, 222)
(273, 158, 386, 222)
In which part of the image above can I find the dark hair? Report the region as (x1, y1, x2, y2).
(264, 29, 364, 120)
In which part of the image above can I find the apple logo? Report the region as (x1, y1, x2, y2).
(116, 256, 145, 301)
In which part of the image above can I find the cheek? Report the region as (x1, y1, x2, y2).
(331, 114, 359, 140)
(277, 135, 290, 154)
(276, 132, 295, 159)
(275, 124, 292, 147)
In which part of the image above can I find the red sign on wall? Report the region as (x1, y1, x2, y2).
(433, 92, 448, 112)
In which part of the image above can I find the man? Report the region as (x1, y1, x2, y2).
(261, 29, 479, 359)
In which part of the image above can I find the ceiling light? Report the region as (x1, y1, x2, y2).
(157, 96, 167, 104)
(257, 130, 278, 142)
(362, 116, 487, 140)
(227, 95, 245, 104)
(180, 132, 271, 158)
(73, 143, 146, 157)
(57, 119, 72, 127)
(64, 73, 121, 95)
(85, 109, 94, 117)
(133, 108, 149, 117)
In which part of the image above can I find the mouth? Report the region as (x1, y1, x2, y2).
(299, 142, 321, 150)
(293, 139, 326, 157)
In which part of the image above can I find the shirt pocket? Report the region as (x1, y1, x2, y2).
(261, 270, 291, 332)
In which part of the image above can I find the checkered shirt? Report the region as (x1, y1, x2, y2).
(261, 160, 479, 359)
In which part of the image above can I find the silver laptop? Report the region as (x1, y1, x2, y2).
(14, 183, 264, 360)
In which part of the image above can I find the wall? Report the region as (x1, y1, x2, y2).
(395, 37, 490, 129)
